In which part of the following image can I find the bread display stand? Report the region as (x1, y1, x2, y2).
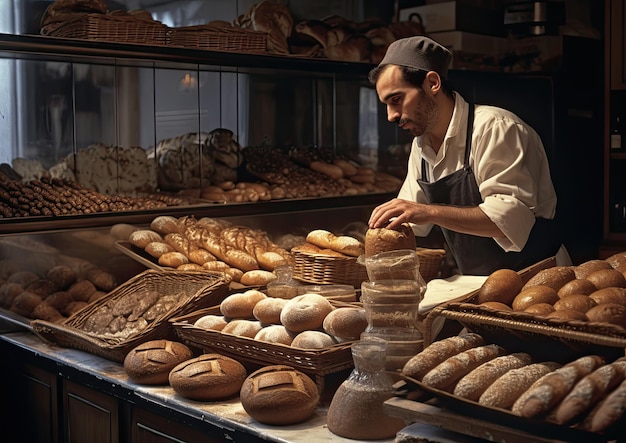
(170, 301, 357, 392)
(31, 269, 231, 363)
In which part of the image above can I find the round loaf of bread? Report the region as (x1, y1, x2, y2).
(585, 303, 626, 328)
(169, 353, 247, 400)
(512, 285, 559, 311)
(589, 287, 626, 305)
(240, 270, 277, 286)
(193, 314, 228, 331)
(364, 224, 416, 257)
(123, 339, 193, 385)
(291, 330, 336, 349)
(557, 278, 597, 298)
(150, 215, 179, 235)
(220, 289, 267, 319)
(254, 325, 294, 345)
(240, 365, 320, 425)
(585, 269, 626, 289)
(476, 269, 523, 306)
(322, 307, 367, 340)
(253, 297, 288, 324)
(280, 293, 334, 333)
(221, 319, 264, 338)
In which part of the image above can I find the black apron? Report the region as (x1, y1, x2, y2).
(417, 104, 561, 275)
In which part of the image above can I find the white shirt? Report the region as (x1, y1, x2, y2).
(398, 92, 558, 253)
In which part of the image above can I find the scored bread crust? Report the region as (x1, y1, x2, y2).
(364, 224, 416, 257)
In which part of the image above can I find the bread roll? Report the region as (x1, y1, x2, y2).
(453, 353, 533, 401)
(257, 251, 290, 271)
(364, 224, 416, 257)
(329, 235, 364, 257)
(123, 339, 193, 385)
(511, 285, 559, 311)
(169, 353, 247, 400)
(240, 365, 320, 425)
(402, 333, 485, 381)
(144, 241, 175, 259)
(589, 287, 626, 305)
(254, 325, 295, 345)
(554, 361, 626, 425)
(606, 252, 626, 269)
(552, 294, 596, 313)
(585, 303, 626, 328)
(291, 330, 336, 349)
(586, 268, 626, 289)
(306, 229, 335, 249)
(188, 248, 216, 265)
(280, 293, 334, 333)
(476, 269, 523, 306)
(252, 297, 288, 324)
(545, 309, 588, 321)
(11, 291, 43, 316)
(220, 289, 267, 319)
(421, 344, 506, 391)
(150, 216, 179, 235)
(44, 291, 74, 312)
(574, 259, 613, 279)
(67, 279, 97, 302)
(479, 301, 513, 311)
(523, 302, 555, 316)
(158, 251, 189, 268)
(193, 314, 228, 331)
(46, 265, 77, 290)
(478, 362, 561, 409)
(221, 319, 263, 338)
(240, 270, 277, 286)
(557, 278, 597, 298)
(25, 279, 56, 298)
(323, 307, 367, 340)
(521, 266, 575, 292)
(129, 229, 163, 249)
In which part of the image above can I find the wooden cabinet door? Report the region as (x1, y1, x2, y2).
(131, 407, 228, 443)
(610, 0, 626, 88)
(63, 380, 119, 443)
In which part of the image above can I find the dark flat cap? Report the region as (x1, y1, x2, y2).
(379, 36, 452, 78)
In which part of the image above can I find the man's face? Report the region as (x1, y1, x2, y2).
(375, 65, 438, 138)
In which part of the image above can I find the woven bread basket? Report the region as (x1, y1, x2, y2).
(31, 269, 231, 363)
(167, 25, 267, 53)
(292, 250, 368, 288)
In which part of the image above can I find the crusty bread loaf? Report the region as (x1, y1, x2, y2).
(291, 330, 336, 349)
(589, 287, 626, 305)
(306, 229, 335, 249)
(364, 224, 416, 257)
(129, 229, 163, 249)
(240, 269, 277, 286)
(150, 215, 179, 235)
(585, 303, 626, 328)
(123, 339, 193, 385)
(220, 289, 267, 319)
(193, 314, 228, 331)
(511, 355, 605, 418)
(239, 365, 320, 425)
(476, 269, 523, 306)
(574, 259, 613, 279)
(586, 268, 626, 289)
(322, 307, 367, 341)
(521, 266, 576, 292)
(158, 251, 189, 268)
(554, 361, 626, 425)
(144, 241, 175, 259)
(169, 353, 247, 401)
(478, 361, 561, 409)
(421, 344, 506, 391)
(329, 235, 364, 257)
(453, 353, 533, 401)
(583, 378, 626, 432)
(402, 333, 485, 381)
(280, 293, 333, 333)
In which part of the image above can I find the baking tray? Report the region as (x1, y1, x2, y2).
(398, 374, 614, 443)
(0, 307, 33, 332)
(114, 240, 164, 270)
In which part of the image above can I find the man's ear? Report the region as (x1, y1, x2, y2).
(424, 71, 441, 94)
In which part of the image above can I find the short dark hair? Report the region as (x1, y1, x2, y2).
(369, 64, 452, 96)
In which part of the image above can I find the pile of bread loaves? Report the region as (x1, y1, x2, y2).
(474, 251, 626, 327)
(402, 332, 626, 434)
(123, 339, 321, 425)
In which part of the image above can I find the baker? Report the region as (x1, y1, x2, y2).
(368, 36, 570, 275)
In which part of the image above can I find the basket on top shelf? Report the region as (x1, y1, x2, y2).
(31, 269, 231, 363)
(167, 24, 268, 54)
(42, 13, 170, 46)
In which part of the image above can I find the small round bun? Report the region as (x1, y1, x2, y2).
(574, 259, 613, 279)
(322, 307, 367, 340)
(553, 294, 597, 313)
(589, 287, 626, 305)
(240, 365, 320, 425)
(123, 339, 193, 385)
(220, 290, 267, 319)
(193, 314, 228, 331)
(512, 285, 559, 311)
(221, 319, 264, 338)
(46, 265, 77, 290)
(169, 353, 247, 400)
(586, 269, 626, 289)
(254, 325, 295, 345)
(291, 330, 336, 349)
(364, 224, 416, 257)
(585, 303, 626, 328)
(280, 293, 334, 333)
(253, 297, 288, 324)
(557, 278, 597, 298)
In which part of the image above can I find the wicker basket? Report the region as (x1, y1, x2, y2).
(31, 269, 231, 363)
(170, 301, 357, 388)
(416, 248, 446, 282)
(45, 13, 169, 46)
(168, 25, 267, 54)
(292, 250, 367, 288)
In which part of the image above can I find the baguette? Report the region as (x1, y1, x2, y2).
(421, 344, 506, 392)
(453, 353, 533, 401)
(478, 362, 561, 409)
(401, 333, 485, 381)
(583, 378, 626, 433)
(511, 355, 605, 418)
(554, 360, 626, 425)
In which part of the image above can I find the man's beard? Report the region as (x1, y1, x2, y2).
(400, 95, 438, 137)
